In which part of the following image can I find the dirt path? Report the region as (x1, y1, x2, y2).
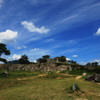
(75, 76, 82, 80)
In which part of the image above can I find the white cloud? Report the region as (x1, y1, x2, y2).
(16, 46, 27, 49)
(95, 28, 100, 36)
(22, 46, 27, 48)
(28, 48, 51, 61)
(30, 48, 40, 51)
(0, 29, 18, 43)
(0, 61, 4, 64)
(79, 62, 87, 65)
(12, 54, 21, 60)
(94, 60, 100, 64)
(16, 47, 21, 50)
(72, 55, 78, 57)
(66, 58, 70, 61)
(33, 60, 37, 63)
(21, 21, 50, 34)
(0, 0, 3, 8)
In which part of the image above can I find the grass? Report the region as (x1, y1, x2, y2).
(60, 70, 94, 75)
(0, 70, 41, 78)
(0, 71, 100, 100)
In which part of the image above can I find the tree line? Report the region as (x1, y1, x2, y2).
(0, 43, 99, 71)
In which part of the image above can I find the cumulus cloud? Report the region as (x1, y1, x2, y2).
(12, 54, 21, 60)
(21, 21, 50, 34)
(0, 61, 4, 64)
(94, 60, 100, 64)
(0, 29, 18, 43)
(33, 60, 37, 63)
(95, 28, 100, 36)
(66, 58, 70, 61)
(72, 55, 78, 57)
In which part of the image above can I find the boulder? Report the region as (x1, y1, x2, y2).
(85, 74, 100, 82)
(85, 75, 95, 82)
(1, 71, 9, 77)
(94, 74, 100, 82)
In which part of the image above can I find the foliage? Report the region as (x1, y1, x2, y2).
(54, 56, 66, 62)
(37, 58, 47, 63)
(0, 43, 10, 63)
(36, 55, 50, 63)
(7, 60, 19, 64)
(85, 62, 99, 70)
(68, 60, 77, 64)
(0, 58, 7, 63)
(42, 55, 50, 59)
(18, 55, 30, 64)
(0, 43, 10, 56)
(86, 62, 98, 66)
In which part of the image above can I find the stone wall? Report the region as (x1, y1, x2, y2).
(0, 64, 71, 72)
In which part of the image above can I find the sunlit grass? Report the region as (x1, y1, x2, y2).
(0, 71, 100, 100)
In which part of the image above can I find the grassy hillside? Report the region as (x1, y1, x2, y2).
(0, 71, 100, 100)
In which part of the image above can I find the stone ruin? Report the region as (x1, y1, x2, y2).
(0, 63, 72, 72)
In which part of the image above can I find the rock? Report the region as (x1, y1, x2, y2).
(85, 74, 100, 82)
(1, 71, 9, 77)
(85, 75, 95, 81)
(94, 74, 100, 82)
(82, 73, 87, 76)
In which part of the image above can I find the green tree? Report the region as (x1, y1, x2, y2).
(42, 55, 50, 59)
(19, 55, 30, 64)
(68, 60, 77, 64)
(91, 62, 98, 66)
(54, 56, 66, 62)
(36, 58, 47, 63)
(86, 62, 99, 70)
(59, 56, 66, 62)
(0, 43, 10, 63)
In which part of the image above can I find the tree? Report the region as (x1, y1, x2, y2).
(86, 62, 91, 66)
(54, 56, 66, 62)
(0, 58, 7, 63)
(36, 58, 47, 63)
(68, 60, 77, 64)
(7, 60, 19, 64)
(91, 62, 98, 66)
(0, 43, 10, 63)
(36, 55, 50, 63)
(59, 56, 66, 62)
(42, 55, 50, 59)
(18, 55, 29, 64)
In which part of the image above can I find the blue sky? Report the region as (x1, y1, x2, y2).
(0, 0, 100, 64)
